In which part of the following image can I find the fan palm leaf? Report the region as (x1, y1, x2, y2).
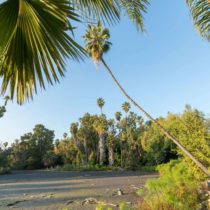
(0, 0, 85, 104)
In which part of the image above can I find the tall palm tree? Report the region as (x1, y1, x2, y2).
(83, 22, 210, 176)
(93, 115, 108, 165)
(0, 0, 149, 104)
(122, 102, 131, 118)
(107, 119, 116, 166)
(97, 97, 105, 114)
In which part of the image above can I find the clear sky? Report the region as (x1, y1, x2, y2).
(0, 0, 210, 143)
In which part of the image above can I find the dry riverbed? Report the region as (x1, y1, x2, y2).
(0, 170, 158, 210)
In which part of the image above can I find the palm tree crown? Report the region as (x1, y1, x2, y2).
(97, 97, 105, 114)
(83, 22, 111, 64)
(122, 102, 131, 115)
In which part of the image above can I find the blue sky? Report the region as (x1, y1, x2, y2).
(1, 0, 210, 143)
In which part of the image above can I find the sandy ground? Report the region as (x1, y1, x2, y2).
(0, 170, 158, 210)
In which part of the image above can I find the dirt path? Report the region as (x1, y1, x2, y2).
(0, 170, 158, 210)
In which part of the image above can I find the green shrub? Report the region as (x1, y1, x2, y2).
(138, 160, 208, 210)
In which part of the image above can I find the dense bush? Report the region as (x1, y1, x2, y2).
(138, 160, 209, 210)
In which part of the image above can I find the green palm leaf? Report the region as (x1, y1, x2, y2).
(187, 0, 210, 40)
(71, 0, 120, 24)
(120, 0, 149, 31)
(0, 0, 84, 104)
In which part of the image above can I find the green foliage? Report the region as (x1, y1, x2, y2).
(0, 0, 84, 104)
(2, 105, 210, 180)
(0, 141, 10, 174)
(139, 159, 208, 210)
(83, 21, 112, 64)
(141, 123, 177, 165)
(10, 124, 55, 169)
(186, 0, 210, 41)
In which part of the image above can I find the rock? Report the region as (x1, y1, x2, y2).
(82, 197, 98, 205)
(66, 200, 74, 205)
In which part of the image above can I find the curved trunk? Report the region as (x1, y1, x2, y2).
(99, 133, 106, 165)
(101, 58, 210, 177)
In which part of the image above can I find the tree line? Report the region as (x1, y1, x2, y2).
(1, 100, 209, 177)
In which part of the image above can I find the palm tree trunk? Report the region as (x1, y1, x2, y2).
(99, 133, 106, 165)
(101, 58, 210, 177)
(109, 145, 114, 166)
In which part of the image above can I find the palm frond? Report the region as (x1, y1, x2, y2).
(0, 0, 84, 104)
(71, 0, 120, 25)
(186, 0, 210, 40)
(119, 0, 149, 31)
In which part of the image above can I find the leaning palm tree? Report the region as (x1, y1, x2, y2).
(97, 97, 105, 114)
(83, 22, 210, 176)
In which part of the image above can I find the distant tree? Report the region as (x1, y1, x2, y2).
(10, 124, 54, 169)
(122, 102, 131, 118)
(93, 115, 108, 165)
(97, 98, 105, 115)
(42, 150, 57, 168)
(115, 112, 122, 122)
(107, 119, 116, 166)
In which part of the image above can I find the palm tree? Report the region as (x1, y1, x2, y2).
(83, 22, 210, 176)
(107, 119, 116, 166)
(0, 0, 149, 104)
(93, 115, 108, 165)
(122, 102, 131, 118)
(97, 97, 105, 114)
